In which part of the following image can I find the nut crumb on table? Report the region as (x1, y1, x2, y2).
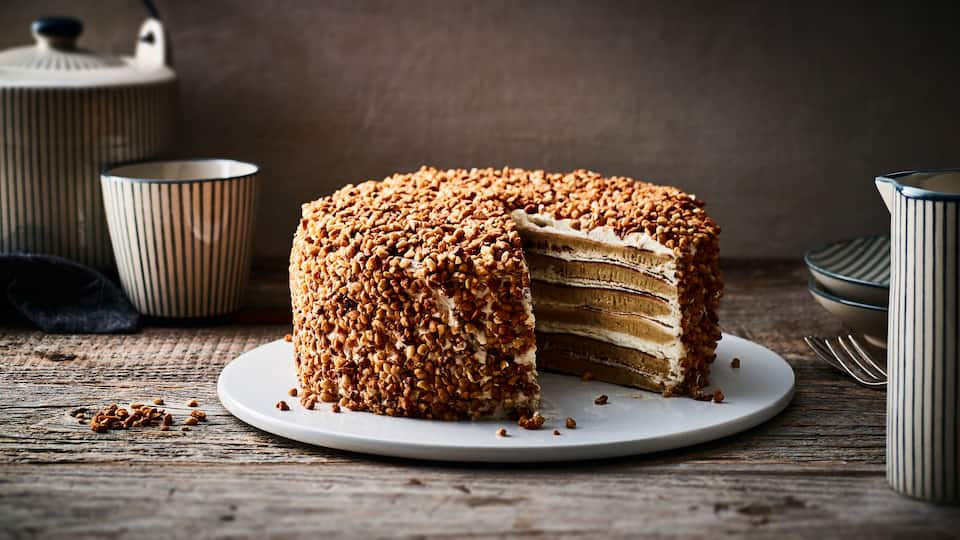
(731, 357, 741, 368)
(594, 394, 608, 405)
(713, 389, 725, 403)
(496, 428, 508, 437)
(553, 429, 561, 436)
(276, 400, 290, 411)
(565, 417, 577, 429)
(288, 387, 298, 397)
(88, 402, 171, 433)
(187, 399, 199, 407)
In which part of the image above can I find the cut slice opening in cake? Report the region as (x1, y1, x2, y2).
(511, 209, 711, 395)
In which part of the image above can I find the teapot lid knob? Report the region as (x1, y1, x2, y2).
(32, 16, 83, 50)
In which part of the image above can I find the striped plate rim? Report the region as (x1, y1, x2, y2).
(804, 235, 890, 289)
(807, 278, 888, 312)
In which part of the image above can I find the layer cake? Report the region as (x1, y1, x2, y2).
(290, 167, 722, 419)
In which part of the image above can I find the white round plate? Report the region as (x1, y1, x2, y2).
(218, 334, 794, 462)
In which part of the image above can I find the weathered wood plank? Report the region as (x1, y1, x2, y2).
(2, 261, 951, 538)
(2, 464, 957, 539)
(0, 371, 884, 466)
(0, 262, 884, 467)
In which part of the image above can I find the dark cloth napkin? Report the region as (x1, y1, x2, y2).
(0, 254, 140, 334)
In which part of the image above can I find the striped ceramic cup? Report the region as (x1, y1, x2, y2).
(101, 159, 259, 318)
(877, 169, 960, 504)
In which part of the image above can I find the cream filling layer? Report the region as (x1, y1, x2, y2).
(511, 210, 673, 256)
(535, 321, 685, 380)
(511, 210, 677, 279)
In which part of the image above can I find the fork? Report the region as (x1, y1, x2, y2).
(803, 334, 887, 389)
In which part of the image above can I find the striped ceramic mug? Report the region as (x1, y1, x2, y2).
(877, 169, 960, 504)
(101, 159, 259, 318)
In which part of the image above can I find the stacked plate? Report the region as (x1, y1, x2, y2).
(804, 236, 889, 348)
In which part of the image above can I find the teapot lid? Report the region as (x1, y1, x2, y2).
(0, 16, 175, 88)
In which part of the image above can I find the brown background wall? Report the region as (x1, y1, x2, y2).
(3, 0, 957, 259)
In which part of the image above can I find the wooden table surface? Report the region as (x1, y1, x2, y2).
(2, 260, 958, 539)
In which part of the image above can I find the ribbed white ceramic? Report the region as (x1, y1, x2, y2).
(101, 159, 259, 318)
(877, 169, 960, 504)
(0, 17, 176, 268)
(808, 278, 887, 348)
(217, 334, 795, 463)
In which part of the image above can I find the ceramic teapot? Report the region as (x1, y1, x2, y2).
(0, 16, 177, 268)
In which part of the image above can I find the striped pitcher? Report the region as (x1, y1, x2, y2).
(877, 169, 960, 504)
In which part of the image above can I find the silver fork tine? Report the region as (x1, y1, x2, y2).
(804, 337, 846, 373)
(824, 339, 864, 379)
(825, 339, 886, 387)
(846, 334, 887, 378)
(805, 335, 886, 389)
(837, 336, 885, 382)
(813, 338, 851, 375)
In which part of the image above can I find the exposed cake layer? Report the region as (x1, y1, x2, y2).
(535, 304, 676, 341)
(530, 281, 673, 319)
(525, 252, 677, 299)
(536, 332, 672, 391)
